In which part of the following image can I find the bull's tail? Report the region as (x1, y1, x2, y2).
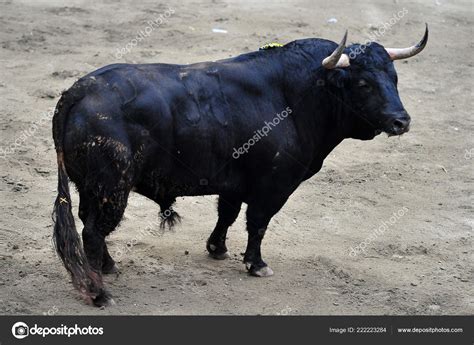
(53, 153, 102, 302)
(52, 87, 105, 305)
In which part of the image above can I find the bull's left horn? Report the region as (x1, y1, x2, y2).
(322, 30, 350, 69)
(385, 23, 429, 60)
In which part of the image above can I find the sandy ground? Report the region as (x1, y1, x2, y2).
(0, 0, 472, 315)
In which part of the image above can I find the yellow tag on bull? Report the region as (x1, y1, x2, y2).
(259, 42, 284, 50)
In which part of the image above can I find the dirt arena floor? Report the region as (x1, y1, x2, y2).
(0, 0, 472, 315)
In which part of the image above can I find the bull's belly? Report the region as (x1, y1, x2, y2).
(135, 166, 243, 200)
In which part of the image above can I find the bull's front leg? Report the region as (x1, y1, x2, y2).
(244, 193, 290, 277)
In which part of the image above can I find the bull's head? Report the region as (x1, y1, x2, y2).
(321, 25, 428, 139)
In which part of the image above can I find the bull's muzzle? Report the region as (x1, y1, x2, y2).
(383, 111, 411, 136)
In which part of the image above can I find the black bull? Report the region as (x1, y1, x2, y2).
(52, 28, 428, 306)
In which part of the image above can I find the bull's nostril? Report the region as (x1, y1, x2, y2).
(393, 119, 405, 129)
(390, 117, 410, 134)
(383, 111, 410, 135)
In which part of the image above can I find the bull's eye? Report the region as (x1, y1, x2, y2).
(357, 79, 372, 92)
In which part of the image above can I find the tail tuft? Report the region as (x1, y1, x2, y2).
(159, 200, 181, 230)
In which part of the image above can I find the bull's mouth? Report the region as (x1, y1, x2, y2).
(384, 124, 410, 137)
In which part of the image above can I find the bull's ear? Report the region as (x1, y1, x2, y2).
(326, 69, 349, 88)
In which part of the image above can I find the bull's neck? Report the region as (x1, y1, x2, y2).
(280, 57, 352, 169)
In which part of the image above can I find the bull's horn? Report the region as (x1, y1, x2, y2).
(385, 24, 429, 60)
(322, 30, 350, 69)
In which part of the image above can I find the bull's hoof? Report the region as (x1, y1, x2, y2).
(102, 263, 119, 275)
(92, 289, 115, 308)
(206, 242, 229, 260)
(209, 251, 230, 260)
(246, 263, 274, 277)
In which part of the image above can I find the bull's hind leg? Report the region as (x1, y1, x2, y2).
(207, 195, 242, 260)
(81, 186, 130, 306)
(101, 245, 119, 274)
(79, 190, 118, 274)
